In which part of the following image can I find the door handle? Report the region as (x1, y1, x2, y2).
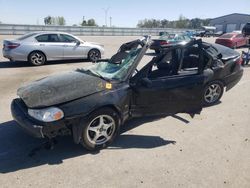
(39, 44, 45, 46)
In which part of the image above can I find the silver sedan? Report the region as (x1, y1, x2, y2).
(2, 31, 104, 66)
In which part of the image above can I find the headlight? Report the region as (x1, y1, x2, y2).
(28, 107, 64, 122)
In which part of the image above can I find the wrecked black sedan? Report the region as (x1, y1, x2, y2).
(11, 36, 243, 150)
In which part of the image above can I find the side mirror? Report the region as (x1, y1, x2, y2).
(217, 53, 222, 59)
(141, 77, 152, 88)
(76, 41, 81, 45)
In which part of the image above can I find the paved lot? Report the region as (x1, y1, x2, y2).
(0, 35, 249, 188)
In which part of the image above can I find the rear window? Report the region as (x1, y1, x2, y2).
(220, 34, 234, 38)
(35, 34, 60, 42)
(17, 33, 37, 40)
(208, 43, 239, 60)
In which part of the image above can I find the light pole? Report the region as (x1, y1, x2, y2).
(110, 16, 112, 27)
(102, 7, 109, 27)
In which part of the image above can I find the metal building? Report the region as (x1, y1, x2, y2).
(210, 13, 250, 33)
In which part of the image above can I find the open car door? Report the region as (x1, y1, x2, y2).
(130, 39, 210, 117)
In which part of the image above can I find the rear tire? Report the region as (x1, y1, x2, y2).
(203, 81, 224, 106)
(80, 108, 120, 151)
(28, 51, 46, 66)
(88, 49, 101, 62)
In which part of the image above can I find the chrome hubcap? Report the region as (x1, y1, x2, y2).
(87, 115, 115, 145)
(31, 53, 44, 65)
(204, 84, 222, 103)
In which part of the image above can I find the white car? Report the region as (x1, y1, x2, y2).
(2, 31, 104, 66)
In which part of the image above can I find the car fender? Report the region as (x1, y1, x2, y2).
(63, 87, 130, 144)
(27, 48, 48, 61)
(61, 83, 130, 116)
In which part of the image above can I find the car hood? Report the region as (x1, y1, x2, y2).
(17, 71, 106, 108)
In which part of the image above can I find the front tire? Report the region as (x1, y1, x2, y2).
(28, 51, 46, 66)
(88, 49, 101, 62)
(81, 108, 120, 151)
(155, 49, 160, 54)
(203, 81, 224, 106)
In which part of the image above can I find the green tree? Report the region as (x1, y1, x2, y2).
(44, 16, 66, 25)
(87, 18, 97, 26)
(176, 14, 188, 28)
(57, 16, 66, 25)
(81, 16, 87, 26)
(190, 18, 202, 29)
(81, 17, 97, 26)
(201, 18, 210, 26)
(44, 16, 52, 25)
(137, 16, 211, 29)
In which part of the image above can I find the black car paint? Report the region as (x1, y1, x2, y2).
(17, 71, 107, 108)
(11, 37, 243, 144)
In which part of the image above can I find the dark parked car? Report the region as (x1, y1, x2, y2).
(159, 31, 169, 36)
(11, 36, 243, 151)
(215, 33, 247, 48)
(214, 31, 224, 37)
(242, 23, 250, 44)
(242, 22, 250, 36)
(150, 33, 191, 53)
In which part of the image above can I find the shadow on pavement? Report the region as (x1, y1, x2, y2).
(0, 59, 90, 68)
(0, 116, 176, 173)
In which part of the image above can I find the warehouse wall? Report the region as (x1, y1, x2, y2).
(210, 13, 250, 33)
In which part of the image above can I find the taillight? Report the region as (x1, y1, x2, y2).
(160, 41, 169, 45)
(6, 42, 20, 49)
(236, 57, 243, 65)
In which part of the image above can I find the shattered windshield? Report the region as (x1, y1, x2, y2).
(159, 34, 175, 40)
(89, 47, 142, 81)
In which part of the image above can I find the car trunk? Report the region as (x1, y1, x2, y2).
(215, 38, 233, 47)
(151, 39, 169, 47)
(3, 39, 20, 50)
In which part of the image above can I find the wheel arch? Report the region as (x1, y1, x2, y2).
(88, 48, 101, 58)
(27, 50, 47, 61)
(89, 104, 122, 122)
(71, 104, 122, 144)
(207, 79, 225, 88)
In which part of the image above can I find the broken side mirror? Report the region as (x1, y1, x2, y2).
(140, 77, 152, 88)
(217, 53, 222, 59)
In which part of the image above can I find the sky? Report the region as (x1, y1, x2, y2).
(0, 0, 249, 27)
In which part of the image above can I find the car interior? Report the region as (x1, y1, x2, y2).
(148, 44, 200, 79)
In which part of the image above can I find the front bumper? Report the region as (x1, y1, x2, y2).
(11, 99, 70, 138)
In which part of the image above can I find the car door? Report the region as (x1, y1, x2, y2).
(59, 34, 87, 59)
(35, 34, 64, 60)
(130, 40, 206, 117)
